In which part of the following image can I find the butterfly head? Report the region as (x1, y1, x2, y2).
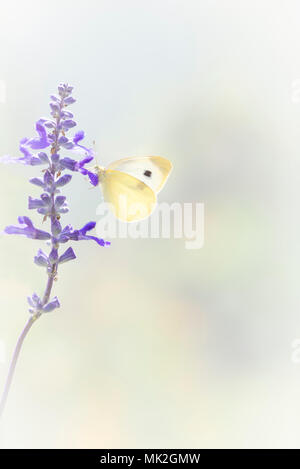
(94, 165, 105, 183)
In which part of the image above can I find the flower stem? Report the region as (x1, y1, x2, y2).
(0, 272, 55, 418)
(0, 92, 63, 418)
(42, 272, 55, 305)
(0, 316, 38, 418)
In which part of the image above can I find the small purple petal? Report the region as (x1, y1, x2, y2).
(4, 217, 51, 240)
(51, 153, 60, 163)
(49, 248, 58, 264)
(19, 140, 32, 159)
(51, 219, 62, 236)
(27, 296, 35, 307)
(58, 84, 73, 97)
(73, 130, 85, 144)
(28, 197, 45, 210)
(41, 193, 51, 204)
(58, 235, 70, 243)
(64, 96, 76, 105)
(43, 296, 60, 313)
(77, 156, 94, 168)
(44, 121, 55, 129)
(4, 225, 27, 236)
(84, 235, 106, 246)
(44, 170, 54, 186)
(61, 110, 74, 119)
(66, 221, 109, 247)
(18, 143, 42, 166)
(59, 157, 77, 171)
(55, 195, 66, 208)
(34, 229, 52, 240)
(38, 152, 50, 163)
(87, 171, 99, 186)
(34, 249, 49, 267)
(80, 222, 96, 234)
(55, 174, 72, 187)
(50, 102, 60, 113)
(62, 142, 74, 149)
(58, 207, 69, 214)
(58, 136, 68, 144)
(27, 293, 43, 312)
(50, 94, 60, 102)
(37, 208, 49, 215)
(18, 216, 33, 228)
(0, 155, 26, 164)
(30, 177, 45, 188)
(62, 120, 76, 129)
(1, 147, 42, 166)
(58, 247, 76, 264)
(25, 120, 50, 149)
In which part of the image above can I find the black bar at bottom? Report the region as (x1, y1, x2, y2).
(0, 448, 297, 465)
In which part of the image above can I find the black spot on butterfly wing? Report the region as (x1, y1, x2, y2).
(144, 170, 152, 177)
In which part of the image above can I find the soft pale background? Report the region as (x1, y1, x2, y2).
(0, 0, 299, 449)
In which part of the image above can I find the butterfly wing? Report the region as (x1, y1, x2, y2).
(100, 170, 157, 222)
(106, 156, 172, 193)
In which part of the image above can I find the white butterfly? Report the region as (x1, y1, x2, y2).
(93, 156, 172, 222)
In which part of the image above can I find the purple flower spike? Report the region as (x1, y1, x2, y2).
(1, 83, 110, 324)
(0, 83, 114, 420)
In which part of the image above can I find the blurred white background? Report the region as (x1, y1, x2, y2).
(0, 0, 300, 448)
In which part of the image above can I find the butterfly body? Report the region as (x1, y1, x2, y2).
(93, 156, 172, 222)
(96, 165, 106, 183)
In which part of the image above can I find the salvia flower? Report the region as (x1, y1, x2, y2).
(57, 222, 110, 246)
(1, 83, 109, 316)
(0, 83, 111, 418)
(4, 216, 51, 240)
